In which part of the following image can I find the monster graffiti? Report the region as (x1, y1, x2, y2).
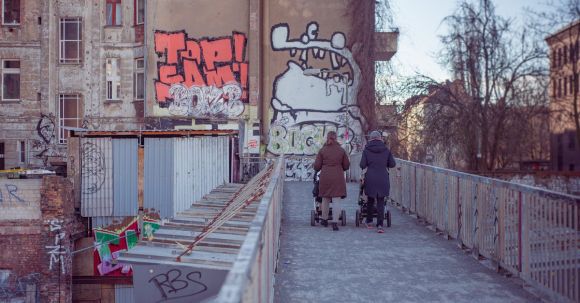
(268, 22, 364, 156)
(154, 30, 248, 118)
(81, 142, 105, 194)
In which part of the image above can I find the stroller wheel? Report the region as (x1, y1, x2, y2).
(355, 210, 360, 227)
(341, 210, 346, 226)
(310, 210, 316, 226)
(386, 211, 392, 227)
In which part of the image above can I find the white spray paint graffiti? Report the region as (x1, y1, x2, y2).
(285, 157, 316, 181)
(268, 22, 364, 180)
(46, 219, 66, 274)
(168, 83, 245, 118)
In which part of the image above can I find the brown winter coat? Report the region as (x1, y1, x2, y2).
(313, 142, 350, 198)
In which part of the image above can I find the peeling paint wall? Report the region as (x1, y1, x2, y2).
(1, 0, 144, 170)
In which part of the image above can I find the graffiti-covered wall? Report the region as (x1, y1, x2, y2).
(264, 1, 364, 180)
(146, 0, 251, 122)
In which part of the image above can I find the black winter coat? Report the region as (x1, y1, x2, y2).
(359, 140, 396, 198)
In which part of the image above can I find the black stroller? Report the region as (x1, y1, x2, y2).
(310, 172, 346, 226)
(355, 172, 392, 227)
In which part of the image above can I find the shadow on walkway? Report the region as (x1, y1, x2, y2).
(274, 182, 540, 303)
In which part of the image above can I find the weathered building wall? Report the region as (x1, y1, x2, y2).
(0, 176, 82, 302)
(0, 0, 43, 169)
(1, 0, 144, 171)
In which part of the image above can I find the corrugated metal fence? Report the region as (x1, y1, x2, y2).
(389, 159, 579, 303)
(144, 136, 230, 219)
(82, 136, 231, 220)
(214, 157, 285, 303)
(81, 138, 114, 217)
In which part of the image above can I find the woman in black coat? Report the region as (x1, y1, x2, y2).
(359, 131, 396, 233)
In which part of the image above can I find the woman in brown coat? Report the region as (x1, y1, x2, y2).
(313, 131, 350, 231)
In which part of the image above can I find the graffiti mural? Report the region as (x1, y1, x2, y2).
(268, 22, 364, 159)
(285, 157, 316, 181)
(81, 142, 105, 194)
(154, 30, 248, 118)
(31, 114, 66, 166)
(46, 219, 66, 274)
(93, 215, 160, 276)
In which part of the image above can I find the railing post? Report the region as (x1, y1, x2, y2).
(457, 176, 462, 244)
(517, 191, 522, 273)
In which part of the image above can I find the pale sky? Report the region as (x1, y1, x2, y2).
(389, 0, 549, 82)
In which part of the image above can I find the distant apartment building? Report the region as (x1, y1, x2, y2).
(546, 20, 580, 171)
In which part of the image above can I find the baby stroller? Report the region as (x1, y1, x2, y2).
(355, 171, 391, 227)
(310, 172, 346, 226)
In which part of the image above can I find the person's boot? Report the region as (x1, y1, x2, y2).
(321, 219, 328, 227)
(332, 222, 339, 231)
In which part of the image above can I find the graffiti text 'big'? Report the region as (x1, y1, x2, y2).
(154, 31, 249, 103)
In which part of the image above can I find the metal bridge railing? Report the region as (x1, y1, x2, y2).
(215, 156, 285, 303)
(389, 159, 579, 303)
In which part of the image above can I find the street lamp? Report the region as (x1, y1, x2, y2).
(303, 68, 350, 153)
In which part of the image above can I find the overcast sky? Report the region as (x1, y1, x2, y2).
(388, 0, 549, 82)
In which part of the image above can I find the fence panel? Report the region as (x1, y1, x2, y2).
(389, 159, 579, 303)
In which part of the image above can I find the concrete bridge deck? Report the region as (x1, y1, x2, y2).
(274, 182, 541, 303)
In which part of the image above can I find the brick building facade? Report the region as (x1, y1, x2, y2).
(0, 176, 83, 302)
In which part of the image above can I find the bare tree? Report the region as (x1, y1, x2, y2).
(393, 0, 548, 171)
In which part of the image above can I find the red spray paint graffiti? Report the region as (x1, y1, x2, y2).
(154, 30, 249, 105)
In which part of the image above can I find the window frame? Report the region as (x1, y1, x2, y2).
(17, 140, 26, 164)
(2, 0, 20, 25)
(59, 17, 83, 64)
(1, 59, 20, 102)
(134, 58, 144, 101)
(106, 58, 121, 101)
(106, 0, 122, 26)
(58, 93, 82, 144)
(135, 0, 144, 25)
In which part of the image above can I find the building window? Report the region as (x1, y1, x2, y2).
(570, 75, 575, 95)
(106, 58, 121, 100)
(58, 94, 82, 144)
(558, 78, 562, 98)
(2, 0, 19, 25)
(564, 77, 568, 96)
(106, 0, 122, 26)
(59, 18, 82, 64)
(135, 0, 144, 24)
(17, 140, 26, 164)
(564, 45, 568, 65)
(2, 60, 19, 101)
(552, 78, 556, 97)
(558, 48, 562, 67)
(134, 58, 144, 100)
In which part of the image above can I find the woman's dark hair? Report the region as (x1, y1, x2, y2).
(325, 131, 338, 146)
